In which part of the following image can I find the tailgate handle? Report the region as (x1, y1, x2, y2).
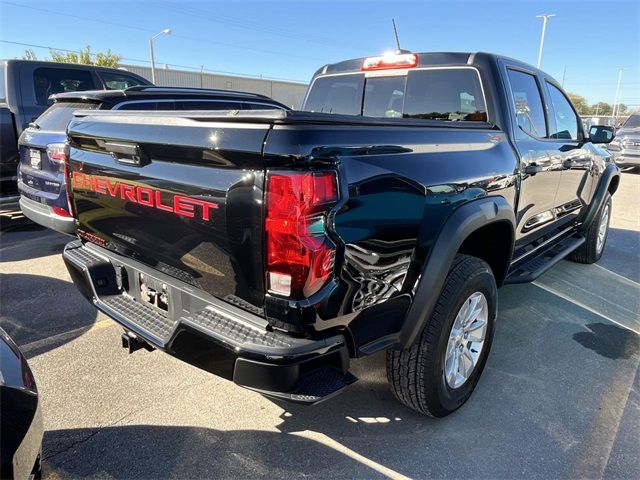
(104, 141, 149, 166)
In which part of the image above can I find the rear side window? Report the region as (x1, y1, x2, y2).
(98, 72, 147, 90)
(546, 82, 579, 140)
(304, 74, 365, 115)
(35, 101, 99, 131)
(507, 69, 547, 138)
(33, 67, 97, 106)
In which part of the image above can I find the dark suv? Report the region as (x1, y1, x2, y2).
(17, 86, 288, 234)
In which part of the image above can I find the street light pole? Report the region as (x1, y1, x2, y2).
(612, 68, 624, 124)
(149, 28, 172, 84)
(536, 14, 555, 69)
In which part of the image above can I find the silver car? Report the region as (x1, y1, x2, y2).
(608, 114, 640, 171)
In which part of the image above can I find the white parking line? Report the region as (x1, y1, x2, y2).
(292, 431, 412, 480)
(532, 282, 640, 335)
(592, 263, 640, 287)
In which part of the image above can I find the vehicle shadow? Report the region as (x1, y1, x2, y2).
(0, 222, 69, 263)
(0, 273, 97, 355)
(43, 424, 398, 479)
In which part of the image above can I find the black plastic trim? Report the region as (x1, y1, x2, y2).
(578, 163, 620, 231)
(399, 196, 516, 347)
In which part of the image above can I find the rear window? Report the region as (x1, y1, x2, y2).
(173, 100, 242, 110)
(303, 75, 365, 115)
(33, 67, 98, 106)
(35, 101, 99, 131)
(115, 100, 244, 110)
(623, 115, 640, 128)
(98, 71, 147, 90)
(116, 101, 170, 110)
(303, 68, 487, 121)
(244, 102, 283, 110)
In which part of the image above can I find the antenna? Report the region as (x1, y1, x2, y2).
(392, 18, 401, 52)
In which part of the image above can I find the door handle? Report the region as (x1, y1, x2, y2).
(563, 157, 589, 169)
(104, 141, 149, 166)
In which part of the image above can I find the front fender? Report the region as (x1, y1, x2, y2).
(399, 196, 515, 347)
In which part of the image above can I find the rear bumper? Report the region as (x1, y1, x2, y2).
(19, 196, 76, 235)
(62, 240, 354, 403)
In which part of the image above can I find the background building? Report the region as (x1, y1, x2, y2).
(121, 64, 308, 108)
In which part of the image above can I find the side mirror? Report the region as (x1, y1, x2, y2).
(589, 125, 615, 144)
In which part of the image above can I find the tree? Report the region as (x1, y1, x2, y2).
(22, 49, 38, 60)
(567, 93, 589, 115)
(22, 46, 121, 68)
(590, 102, 612, 116)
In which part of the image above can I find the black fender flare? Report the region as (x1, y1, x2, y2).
(578, 163, 620, 231)
(399, 196, 516, 348)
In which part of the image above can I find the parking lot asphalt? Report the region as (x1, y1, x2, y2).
(1, 173, 638, 479)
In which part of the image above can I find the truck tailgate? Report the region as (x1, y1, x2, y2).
(66, 113, 270, 310)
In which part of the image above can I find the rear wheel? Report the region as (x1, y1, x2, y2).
(386, 254, 497, 417)
(569, 194, 611, 264)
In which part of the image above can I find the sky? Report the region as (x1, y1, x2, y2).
(0, 0, 638, 107)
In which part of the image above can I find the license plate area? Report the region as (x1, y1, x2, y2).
(30, 149, 42, 169)
(139, 273, 169, 313)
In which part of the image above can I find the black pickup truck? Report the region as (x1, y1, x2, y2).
(62, 51, 619, 417)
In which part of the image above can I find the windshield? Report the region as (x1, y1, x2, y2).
(35, 101, 100, 131)
(622, 114, 640, 129)
(303, 68, 487, 121)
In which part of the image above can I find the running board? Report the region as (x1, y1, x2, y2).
(504, 233, 585, 285)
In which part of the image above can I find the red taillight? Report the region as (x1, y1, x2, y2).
(46, 143, 68, 164)
(52, 206, 71, 218)
(265, 171, 338, 298)
(362, 52, 418, 71)
(62, 155, 76, 219)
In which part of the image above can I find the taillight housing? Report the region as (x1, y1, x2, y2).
(52, 206, 71, 218)
(62, 149, 76, 219)
(265, 171, 338, 298)
(46, 143, 68, 170)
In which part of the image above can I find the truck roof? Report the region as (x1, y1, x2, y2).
(1, 58, 150, 75)
(316, 51, 539, 76)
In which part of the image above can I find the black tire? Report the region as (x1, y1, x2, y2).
(569, 194, 612, 264)
(386, 254, 497, 417)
